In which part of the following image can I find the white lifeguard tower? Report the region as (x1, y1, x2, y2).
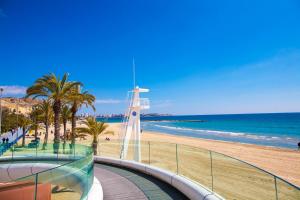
(120, 86, 150, 162)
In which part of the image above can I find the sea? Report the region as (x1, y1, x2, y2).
(97, 113, 300, 150)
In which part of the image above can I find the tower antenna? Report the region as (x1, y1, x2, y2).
(133, 57, 136, 88)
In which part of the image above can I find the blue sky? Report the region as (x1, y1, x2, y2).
(0, 0, 300, 115)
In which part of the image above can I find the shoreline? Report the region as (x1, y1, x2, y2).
(145, 130, 298, 152)
(142, 126, 299, 150)
(107, 123, 300, 186)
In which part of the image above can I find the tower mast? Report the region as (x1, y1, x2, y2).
(120, 61, 150, 162)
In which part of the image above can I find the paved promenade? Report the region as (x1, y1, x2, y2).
(94, 163, 188, 200)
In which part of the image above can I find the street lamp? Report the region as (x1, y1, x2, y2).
(0, 88, 3, 136)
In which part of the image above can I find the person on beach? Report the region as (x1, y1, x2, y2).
(6, 138, 9, 143)
(298, 142, 300, 150)
(2, 138, 5, 144)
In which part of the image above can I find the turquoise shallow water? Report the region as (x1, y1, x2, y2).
(97, 113, 300, 149)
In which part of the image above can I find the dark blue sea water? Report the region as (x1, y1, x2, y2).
(97, 113, 300, 149)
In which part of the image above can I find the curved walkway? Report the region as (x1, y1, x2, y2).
(94, 163, 189, 200)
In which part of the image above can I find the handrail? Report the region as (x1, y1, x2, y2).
(0, 142, 94, 200)
(178, 143, 300, 191)
(97, 139, 300, 200)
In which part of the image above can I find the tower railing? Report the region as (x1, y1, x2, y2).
(138, 98, 150, 109)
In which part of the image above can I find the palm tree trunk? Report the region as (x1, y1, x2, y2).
(92, 142, 97, 155)
(45, 121, 49, 142)
(22, 127, 26, 147)
(63, 121, 67, 143)
(71, 111, 76, 145)
(43, 120, 49, 149)
(63, 121, 67, 153)
(34, 124, 38, 140)
(53, 101, 61, 153)
(53, 101, 61, 143)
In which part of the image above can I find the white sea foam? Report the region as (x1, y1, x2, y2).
(152, 124, 292, 142)
(154, 124, 245, 136)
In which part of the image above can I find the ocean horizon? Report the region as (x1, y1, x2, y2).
(97, 112, 300, 149)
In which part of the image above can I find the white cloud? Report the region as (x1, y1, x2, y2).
(95, 99, 123, 104)
(0, 86, 27, 95)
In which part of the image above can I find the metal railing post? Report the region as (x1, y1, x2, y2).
(74, 143, 76, 158)
(56, 143, 59, 160)
(34, 174, 38, 200)
(11, 146, 14, 160)
(176, 144, 179, 174)
(210, 150, 214, 191)
(274, 176, 278, 200)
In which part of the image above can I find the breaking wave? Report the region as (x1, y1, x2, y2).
(152, 124, 292, 142)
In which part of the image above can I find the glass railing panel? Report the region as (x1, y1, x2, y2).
(211, 151, 276, 200)
(74, 143, 83, 157)
(149, 141, 177, 173)
(56, 142, 66, 159)
(69, 143, 86, 159)
(124, 141, 136, 160)
(35, 149, 93, 200)
(11, 145, 34, 158)
(97, 140, 150, 162)
(98, 140, 121, 158)
(178, 144, 212, 190)
(37, 143, 52, 159)
(1, 147, 13, 158)
(0, 142, 93, 200)
(87, 160, 94, 191)
(82, 154, 94, 199)
(0, 174, 37, 200)
(37, 164, 82, 200)
(40, 143, 54, 156)
(276, 177, 300, 200)
(13, 148, 30, 161)
(140, 140, 150, 164)
(57, 143, 69, 160)
(62, 160, 84, 190)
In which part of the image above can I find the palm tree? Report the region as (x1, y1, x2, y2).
(36, 100, 53, 148)
(26, 73, 81, 146)
(18, 115, 32, 147)
(67, 86, 95, 145)
(77, 117, 113, 155)
(29, 105, 42, 140)
(61, 105, 71, 143)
